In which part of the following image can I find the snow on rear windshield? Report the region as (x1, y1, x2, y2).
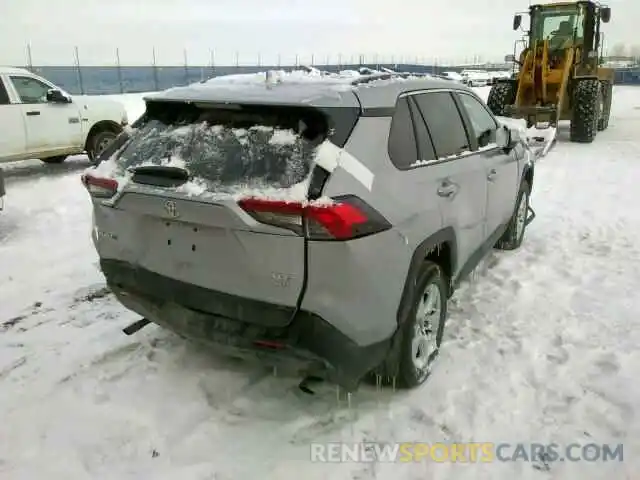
(112, 117, 319, 195)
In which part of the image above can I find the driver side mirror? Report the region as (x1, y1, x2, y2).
(513, 14, 522, 30)
(496, 125, 519, 149)
(601, 7, 611, 23)
(46, 89, 72, 104)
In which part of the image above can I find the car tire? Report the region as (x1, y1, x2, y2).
(396, 261, 448, 388)
(88, 130, 118, 163)
(41, 156, 67, 164)
(495, 180, 531, 251)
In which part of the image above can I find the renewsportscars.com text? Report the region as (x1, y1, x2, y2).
(310, 442, 624, 463)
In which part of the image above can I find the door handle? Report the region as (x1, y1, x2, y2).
(437, 182, 458, 198)
(487, 169, 498, 181)
(26, 111, 41, 116)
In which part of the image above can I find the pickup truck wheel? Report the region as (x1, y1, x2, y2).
(41, 156, 67, 164)
(496, 180, 530, 251)
(88, 130, 118, 163)
(396, 261, 448, 388)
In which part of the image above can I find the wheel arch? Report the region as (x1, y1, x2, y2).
(84, 120, 123, 151)
(396, 227, 457, 327)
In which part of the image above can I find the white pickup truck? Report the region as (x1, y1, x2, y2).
(0, 67, 128, 165)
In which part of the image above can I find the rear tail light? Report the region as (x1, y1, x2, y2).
(238, 195, 391, 241)
(81, 173, 118, 199)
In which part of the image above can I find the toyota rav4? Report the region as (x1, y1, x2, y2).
(82, 70, 535, 391)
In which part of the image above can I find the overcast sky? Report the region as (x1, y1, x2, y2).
(1, 0, 637, 66)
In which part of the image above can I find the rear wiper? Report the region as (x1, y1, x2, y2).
(129, 165, 190, 188)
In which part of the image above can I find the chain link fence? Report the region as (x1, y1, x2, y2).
(19, 44, 512, 95)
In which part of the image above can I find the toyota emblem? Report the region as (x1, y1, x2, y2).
(164, 200, 179, 218)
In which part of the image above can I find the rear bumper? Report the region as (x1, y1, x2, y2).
(100, 259, 391, 390)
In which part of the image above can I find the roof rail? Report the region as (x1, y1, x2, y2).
(350, 71, 431, 85)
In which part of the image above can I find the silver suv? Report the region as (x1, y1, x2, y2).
(83, 71, 535, 392)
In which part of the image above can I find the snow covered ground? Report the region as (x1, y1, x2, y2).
(1, 86, 639, 480)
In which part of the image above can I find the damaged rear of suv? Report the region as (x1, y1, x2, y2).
(85, 75, 397, 390)
(84, 70, 534, 392)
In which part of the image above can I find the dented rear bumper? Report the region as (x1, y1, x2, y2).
(100, 259, 391, 390)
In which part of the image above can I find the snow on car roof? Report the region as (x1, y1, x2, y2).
(145, 67, 471, 110)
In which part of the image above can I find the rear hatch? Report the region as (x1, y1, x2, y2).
(85, 98, 361, 326)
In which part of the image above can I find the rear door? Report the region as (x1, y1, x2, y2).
(94, 101, 355, 311)
(0, 77, 27, 161)
(455, 91, 519, 236)
(410, 90, 488, 275)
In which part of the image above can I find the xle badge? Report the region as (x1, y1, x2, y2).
(164, 200, 179, 218)
(271, 272, 293, 287)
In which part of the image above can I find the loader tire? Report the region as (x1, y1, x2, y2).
(597, 80, 613, 131)
(570, 79, 602, 143)
(487, 81, 516, 117)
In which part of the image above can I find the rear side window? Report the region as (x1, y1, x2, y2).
(0, 79, 9, 105)
(110, 102, 348, 194)
(388, 97, 418, 168)
(413, 92, 470, 159)
(458, 93, 499, 148)
(408, 98, 437, 162)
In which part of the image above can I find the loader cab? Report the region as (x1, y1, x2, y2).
(529, 4, 585, 51)
(524, 1, 610, 66)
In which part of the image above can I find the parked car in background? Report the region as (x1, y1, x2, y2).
(440, 71, 464, 82)
(461, 70, 490, 87)
(0, 67, 128, 165)
(83, 70, 534, 392)
(488, 70, 513, 85)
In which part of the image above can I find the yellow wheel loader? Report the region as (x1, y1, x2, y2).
(487, 1, 613, 144)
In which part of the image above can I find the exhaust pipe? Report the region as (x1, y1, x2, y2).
(298, 375, 324, 395)
(122, 318, 151, 335)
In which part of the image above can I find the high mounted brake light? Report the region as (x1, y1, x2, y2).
(81, 173, 118, 199)
(237, 195, 391, 241)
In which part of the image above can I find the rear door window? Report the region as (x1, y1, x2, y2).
(457, 92, 499, 148)
(413, 92, 470, 159)
(111, 102, 346, 195)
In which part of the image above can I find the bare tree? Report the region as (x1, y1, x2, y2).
(629, 44, 640, 62)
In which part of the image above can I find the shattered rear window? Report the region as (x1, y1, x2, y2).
(110, 102, 329, 195)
